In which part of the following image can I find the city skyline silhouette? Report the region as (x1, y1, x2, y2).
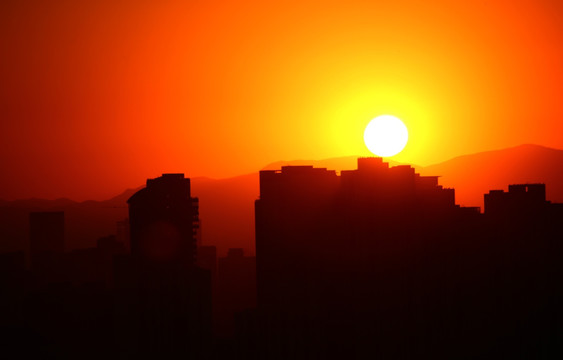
(2, 144, 563, 259)
(2, 1, 563, 358)
(1, 157, 562, 358)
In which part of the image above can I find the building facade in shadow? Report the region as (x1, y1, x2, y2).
(1, 163, 561, 359)
(128, 173, 199, 264)
(113, 173, 211, 359)
(249, 158, 562, 359)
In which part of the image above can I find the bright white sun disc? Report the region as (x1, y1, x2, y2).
(363, 115, 408, 157)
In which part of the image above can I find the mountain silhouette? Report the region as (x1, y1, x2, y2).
(420, 144, 563, 208)
(0, 178, 258, 257)
(0, 189, 137, 254)
(263, 145, 563, 209)
(191, 174, 258, 256)
(1, 144, 562, 255)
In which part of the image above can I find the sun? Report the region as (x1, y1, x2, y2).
(363, 115, 408, 157)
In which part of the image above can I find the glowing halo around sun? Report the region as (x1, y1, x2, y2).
(363, 115, 408, 157)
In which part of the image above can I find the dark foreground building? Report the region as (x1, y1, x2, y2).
(1, 164, 561, 359)
(114, 173, 211, 359)
(128, 173, 199, 264)
(1, 174, 213, 359)
(247, 158, 562, 359)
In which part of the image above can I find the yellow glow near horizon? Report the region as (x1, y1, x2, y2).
(363, 115, 409, 157)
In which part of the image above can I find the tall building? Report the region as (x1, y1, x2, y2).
(127, 173, 199, 264)
(256, 165, 340, 308)
(251, 159, 563, 358)
(252, 158, 471, 358)
(255, 158, 458, 309)
(114, 173, 210, 358)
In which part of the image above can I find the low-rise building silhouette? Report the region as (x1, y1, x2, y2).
(217, 248, 256, 336)
(485, 183, 549, 216)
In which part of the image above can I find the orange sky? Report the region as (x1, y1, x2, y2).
(1, 0, 562, 200)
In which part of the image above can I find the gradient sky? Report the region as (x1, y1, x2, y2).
(1, 0, 563, 200)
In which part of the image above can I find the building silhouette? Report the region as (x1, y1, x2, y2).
(255, 158, 460, 310)
(127, 173, 199, 264)
(485, 183, 549, 216)
(113, 173, 211, 359)
(1, 162, 562, 359)
(216, 248, 256, 336)
(250, 158, 563, 359)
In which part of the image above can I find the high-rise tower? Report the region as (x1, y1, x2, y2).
(127, 173, 199, 265)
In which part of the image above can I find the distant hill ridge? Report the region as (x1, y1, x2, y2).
(421, 144, 563, 208)
(1, 144, 562, 256)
